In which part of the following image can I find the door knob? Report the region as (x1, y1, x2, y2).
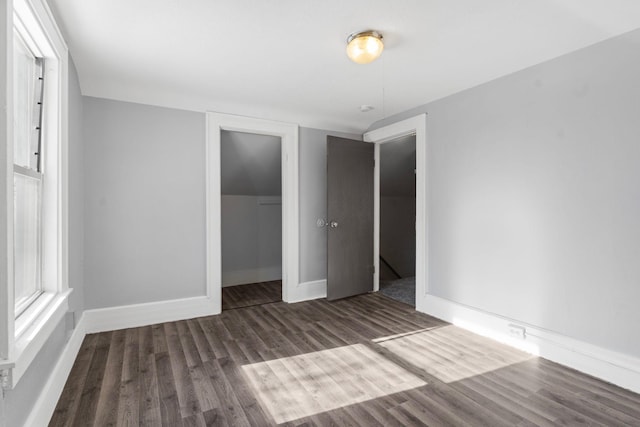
(330, 220, 339, 228)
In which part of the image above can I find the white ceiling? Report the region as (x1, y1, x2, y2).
(50, 0, 640, 133)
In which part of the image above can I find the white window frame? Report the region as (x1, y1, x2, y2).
(12, 164, 44, 318)
(12, 26, 44, 318)
(0, 0, 70, 390)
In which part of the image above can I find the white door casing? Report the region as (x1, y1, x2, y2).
(363, 114, 428, 312)
(206, 113, 299, 313)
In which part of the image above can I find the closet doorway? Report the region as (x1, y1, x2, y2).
(206, 113, 299, 315)
(220, 130, 283, 310)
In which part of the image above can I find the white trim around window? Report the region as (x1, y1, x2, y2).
(0, 0, 70, 390)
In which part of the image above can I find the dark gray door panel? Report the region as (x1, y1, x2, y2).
(327, 136, 374, 300)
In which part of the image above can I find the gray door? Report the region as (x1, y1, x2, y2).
(327, 136, 374, 300)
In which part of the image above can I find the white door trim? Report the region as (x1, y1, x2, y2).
(363, 114, 428, 312)
(206, 113, 299, 313)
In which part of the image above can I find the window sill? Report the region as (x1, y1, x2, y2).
(0, 289, 72, 389)
(15, 291, 54, 339)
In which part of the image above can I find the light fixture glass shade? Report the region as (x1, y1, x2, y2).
(346, 31, 384, 64)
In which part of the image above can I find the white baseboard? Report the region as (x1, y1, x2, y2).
(422, 294, 640, 394)
(24, 315, 87, 427)
(287, 279, 327, 303)
(84, 296, 216, 333)
(222, 267, 282, 287)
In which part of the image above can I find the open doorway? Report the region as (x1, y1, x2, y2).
(206, 113, 299, 314)
(220, 130, 282, 310)
(378, 135, 417, 306)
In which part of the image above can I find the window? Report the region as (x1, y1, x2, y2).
(13, 29, 45, 317)
(0, 0, 70, 390)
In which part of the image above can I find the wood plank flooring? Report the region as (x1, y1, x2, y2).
(222, 280, 282, 310)
(50, 293, 640, 426)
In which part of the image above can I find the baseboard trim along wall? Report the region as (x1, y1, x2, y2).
(422, 293, 640, 394)
(25, 315, 87, 427)
(287, 279, 327, 303)
(83, 296, 217, 334)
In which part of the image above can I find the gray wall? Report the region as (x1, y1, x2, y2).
(369, 28, 640, 358)
(298, 127, 361, 283)
(82, 99, 358, 305)
(221, 196, 282, 286)
(83, 97, 206, 309)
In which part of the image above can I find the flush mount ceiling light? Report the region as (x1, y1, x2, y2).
(346, 30, 384, 64)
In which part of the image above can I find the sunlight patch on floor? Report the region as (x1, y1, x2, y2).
(376, 325, 535, 383)
(241, 343, 427, 423)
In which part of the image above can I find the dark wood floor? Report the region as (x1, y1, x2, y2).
(50, 293, 640, 426)
(222, 280, 282, 310)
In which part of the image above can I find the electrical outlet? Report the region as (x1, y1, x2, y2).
(508, 324, 526, 339)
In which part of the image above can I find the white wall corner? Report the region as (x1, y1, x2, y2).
(420, 293, 640, 394)
(24, 313, 86, 427)
(83, 296, 216, 334)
